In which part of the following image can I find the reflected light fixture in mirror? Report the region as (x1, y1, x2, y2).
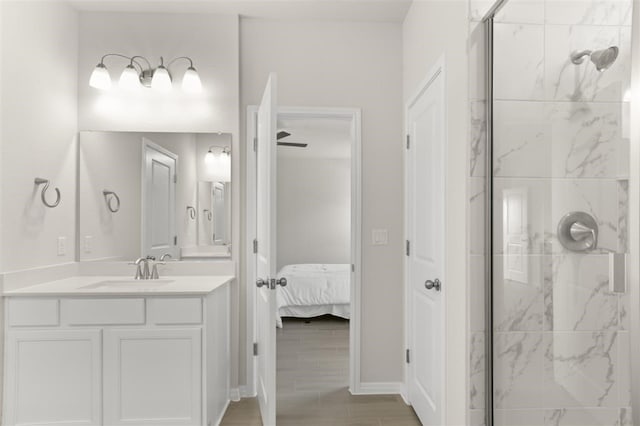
(205, 146, 231, 182)
(89, 54, 202, 93)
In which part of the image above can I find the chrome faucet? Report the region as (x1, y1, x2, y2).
(131, 257, 148, 280)
(130, 256, 165, 280)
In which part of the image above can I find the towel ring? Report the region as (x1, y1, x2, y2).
(103, 190, 120, 213)
(186, 206, 196, 220)
(34, 178, 61, 208)
(204, 209, 212, 221)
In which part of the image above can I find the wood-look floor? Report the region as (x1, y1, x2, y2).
(221, 316, 421, 426)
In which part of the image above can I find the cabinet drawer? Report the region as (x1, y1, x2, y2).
(149, 298, 202, 325)
(8, 299, 59, 327)
(61, 298, 145, 325)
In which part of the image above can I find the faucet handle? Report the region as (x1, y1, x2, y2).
(129, 258, 146, 280)
(151, 262, 166, 279)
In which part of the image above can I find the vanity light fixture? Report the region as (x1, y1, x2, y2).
(205, 146, 231, 182)
(89, 54, 203, 93)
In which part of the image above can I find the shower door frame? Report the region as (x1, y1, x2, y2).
(483, 1, 640, 425)
(481, 1, 511, 424)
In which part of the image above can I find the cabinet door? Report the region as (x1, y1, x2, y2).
(103, 328, 202, 426)
(4, 329, 101, 426)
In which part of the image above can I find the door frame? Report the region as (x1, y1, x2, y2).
(245, 105, 362, 395)
(403, 56, 447, 415)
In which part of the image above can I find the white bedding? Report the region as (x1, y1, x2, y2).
(276, 264, 350, 327)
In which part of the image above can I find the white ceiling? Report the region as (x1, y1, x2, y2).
(277, 115, 352, 159)
(67, 0, 412, 22)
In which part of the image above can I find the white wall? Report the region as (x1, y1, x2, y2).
(79, 132, 141, 261)
(277, 157, 351, 270)
(1, 1, 79, 272)
(241, 19, 404, 384)
(403, 2, 468, 424)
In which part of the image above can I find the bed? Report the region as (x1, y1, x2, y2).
(276, 264, 351, 327)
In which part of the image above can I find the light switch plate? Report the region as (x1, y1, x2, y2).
(372, 229, 388, 245)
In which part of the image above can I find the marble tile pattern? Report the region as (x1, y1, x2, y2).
(470, 332, 486, 409)
(468, 0, 633, 421)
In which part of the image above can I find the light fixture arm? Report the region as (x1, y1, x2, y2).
(166, 56, 195, 69)
(98, 53, 151, 74)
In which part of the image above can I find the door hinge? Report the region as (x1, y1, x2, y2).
(253, 137, 258, 152)
(174, 174, 177, 183)
(406, 240, 410, 256)
(406, 134, 410, 150)
(253, 342, 258, 356)
(406, 349, 411, 364)
(351, 264, 355, 272)
(253, 239, 258, 254)
(174, 236, 177, 245)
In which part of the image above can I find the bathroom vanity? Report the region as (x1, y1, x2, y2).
(2, 275, 233, 426)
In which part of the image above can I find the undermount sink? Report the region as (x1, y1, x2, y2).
(81, 279, 174, 290)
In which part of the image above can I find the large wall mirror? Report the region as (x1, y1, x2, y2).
(79, 131, 232, 261)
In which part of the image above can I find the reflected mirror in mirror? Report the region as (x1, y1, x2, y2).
(79, 131, 232, 261)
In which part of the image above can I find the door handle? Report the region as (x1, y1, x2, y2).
(425, 278, 441, 292)
(256, 278, 287, 289)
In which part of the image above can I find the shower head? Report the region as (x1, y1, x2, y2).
(570, 46, 619, 72)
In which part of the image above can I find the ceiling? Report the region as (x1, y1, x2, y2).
(277, 115, 352, 159)
(67, 0, 412, 22)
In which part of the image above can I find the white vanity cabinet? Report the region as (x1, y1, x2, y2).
(3, 282, 231, 426)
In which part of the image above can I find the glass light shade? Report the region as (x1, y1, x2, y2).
(204, 149, 230, 182)
(89, 63, 111, 90)
(217, 152, 231, 182)
(152, 66, 172, 92)
(205, 149, 216, 166)
(182, 67, 202, 93)
(119, 65, 141, 90)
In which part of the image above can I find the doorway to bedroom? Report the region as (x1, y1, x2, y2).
(275, 112, 353, 418)
(245, 106, 362, 420)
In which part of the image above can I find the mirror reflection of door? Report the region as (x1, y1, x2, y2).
(142, 138, 178, 259)
(212, 182, 226, 244)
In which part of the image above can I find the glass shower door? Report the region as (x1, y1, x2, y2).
(490, 0, 633, 424)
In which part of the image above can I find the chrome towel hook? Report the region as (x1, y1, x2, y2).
(34, 178, 61, 208)
(186, 206, 196, 220)
(103, 190, 120, 213)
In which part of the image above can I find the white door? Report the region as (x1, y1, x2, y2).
(405, 63, 445, 425)
(255, 73, 278, 426)
(143, 139, 178, 259)
(103, 328, 202, 425)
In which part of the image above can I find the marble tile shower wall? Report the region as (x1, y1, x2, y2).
(468, 1, 632, 425)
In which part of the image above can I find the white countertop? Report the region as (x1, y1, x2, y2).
(3, 275, 234, 297)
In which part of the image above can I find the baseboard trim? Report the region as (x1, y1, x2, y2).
(212, 398, 230, 426)
(351, 381, 405, 395)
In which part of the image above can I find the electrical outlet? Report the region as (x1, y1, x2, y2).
(84, 235, 93, 253)
(57, 236, 66, 256)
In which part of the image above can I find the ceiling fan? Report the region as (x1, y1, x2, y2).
(277, 131, 308, 148)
